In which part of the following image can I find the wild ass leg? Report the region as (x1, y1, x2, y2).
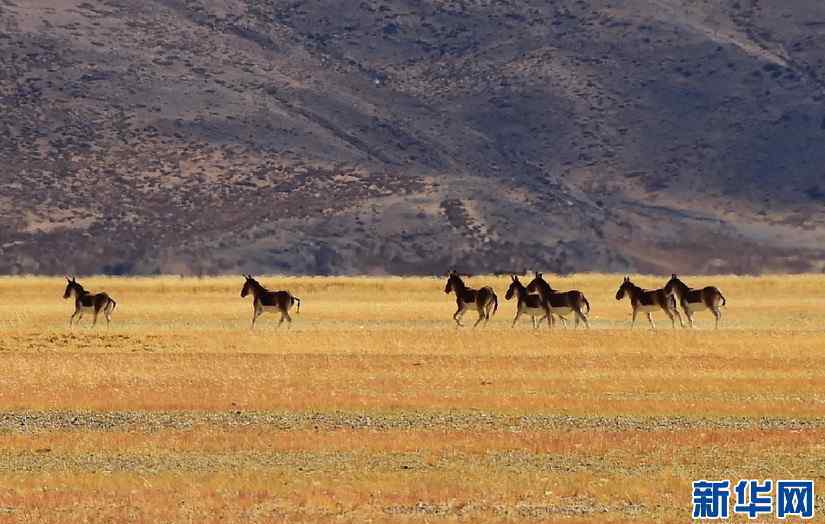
(251, 306, 262, 329)
(453, 306, 465, 327)
(93, 304, 106, 327)
(647, 313, 656, 330)
(674, 309, 685, 328)
(283, 310, 293, 328)
(511, 309, 522, 328)
(472, 305, 485, 328)
(712, 307, 721, 329)
(69, 307, 80, 327)
(663, 306, 677, 329)
(682, 301, 695, 328)
(631, 308, 638, 329)
(575, 308, 589, 329)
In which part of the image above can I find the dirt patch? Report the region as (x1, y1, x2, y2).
(1, 410, 823, 434)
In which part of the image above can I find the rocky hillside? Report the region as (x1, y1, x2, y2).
(1, 0, 824, 275)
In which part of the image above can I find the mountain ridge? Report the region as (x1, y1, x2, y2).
(1, 0, 824, 275)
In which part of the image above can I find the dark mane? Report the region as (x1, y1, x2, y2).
(445, 272, 467, 294)
(527, 272, 555, 296)
(64, 278, 88, 297)
(616, 277, 643, 300)
(248, 277, 268, 293)
(666, 274, 690, 293)
(505, 276, 528, 300)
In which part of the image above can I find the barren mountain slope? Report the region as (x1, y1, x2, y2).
(1, 0, 823, 275)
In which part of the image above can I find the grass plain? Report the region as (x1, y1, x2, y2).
(0, 274, 823, 522)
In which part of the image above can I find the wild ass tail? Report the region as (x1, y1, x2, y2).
(110, 298, 117, 312)
(293, 296, 301, 313)
(718, 291, 726, 307)
(490, 291, 498, 318)
(581, 293, 591, 314)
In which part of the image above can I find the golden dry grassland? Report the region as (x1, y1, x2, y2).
(0, 274, 823, 522)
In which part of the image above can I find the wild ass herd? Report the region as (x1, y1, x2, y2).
(445, 271, 725, 329)
(62, 272, 726, 329)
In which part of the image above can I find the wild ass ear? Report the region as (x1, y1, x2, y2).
(65, 275, 71, 282)
(71, 276, 76, 283)
(671, 273, 677, 279)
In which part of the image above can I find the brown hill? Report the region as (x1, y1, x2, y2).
(1, 0, 824, 275)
